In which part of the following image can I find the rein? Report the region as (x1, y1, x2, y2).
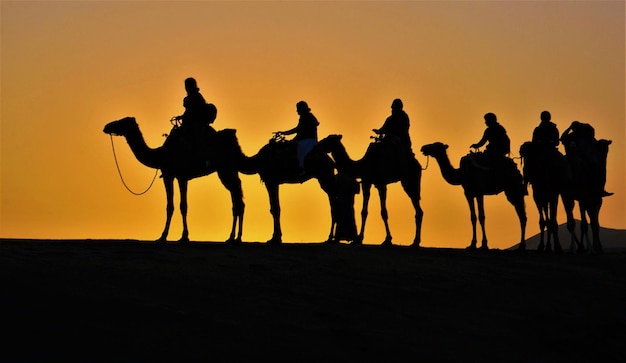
(109, 134, 158, 195)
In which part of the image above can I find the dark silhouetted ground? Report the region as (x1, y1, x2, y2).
(2, 239, 626, 362)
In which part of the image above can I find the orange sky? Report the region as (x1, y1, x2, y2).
(2, 1, 624, 249)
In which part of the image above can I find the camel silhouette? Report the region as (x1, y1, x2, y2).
(420, 142, 526, 250)
(237, 134, 339, 244)
(315, 134, 423, 247)
(561, 139, 612, 253)
(519, 142, 572, 253)
(103, 117, 245, 243)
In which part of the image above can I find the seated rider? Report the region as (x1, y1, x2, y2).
(173, 77, 217, 166)
(176, 77, 208, 130)
(470, 112, 511, 163)
(275, 101, 319, 172)
(373, 98, 413, 153)
(532, 111, 560, 150)
(524, 110, 561, 192)
(560, 121, 612, 197)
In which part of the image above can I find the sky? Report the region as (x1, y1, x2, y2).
(1, 0, 624, 249)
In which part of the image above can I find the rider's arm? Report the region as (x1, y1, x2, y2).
(279, 126, 298, 135)
(470, 130, 488, 149)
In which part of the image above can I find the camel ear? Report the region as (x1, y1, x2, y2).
(337, 134, 342, 140)
(444, 144, 449, 150)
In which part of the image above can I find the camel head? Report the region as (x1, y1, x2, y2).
(420, 142, 448, 158)
(103, 117, 138, 137)
(316, 134, 343, 154)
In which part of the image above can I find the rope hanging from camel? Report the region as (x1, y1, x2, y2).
(109, 135, 158, 196)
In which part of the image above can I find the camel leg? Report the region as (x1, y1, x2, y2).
(159, 176, 175, 242)
(549, 195, 562, 253)
(266, 183, 282, 244)
(562, 197, 581, 253)
(465, 195, 478, 250)
(589, 205, 602, 253)
(218, 170, 244, 244)
(542, 205, 550, 252)
(178, 179, 189, 243)
(325, 195, 338, 244)
(377, 185, 393, 247)
(506, 189, 527, 251)
(357, 182, 372, 245)
(580, 204, 591, 253)
(476, 195, 488, 250)
(317, 175, 339, 244)
(537, 203, 547, 252)
(401, 178, 423, 248)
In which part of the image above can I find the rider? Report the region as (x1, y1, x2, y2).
(532, 111, 560, 149)
(470, 112, 511, 160)
(373, 98, 412, 151)
(174, 77, 216, 167)
(524, 110, 561, 193)
(275, 101, 319, 171)
(560, 121, 612, 197)
(177, 77, 208, 129)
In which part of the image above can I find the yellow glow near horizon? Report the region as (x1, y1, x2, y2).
(2, 1, 624, 249)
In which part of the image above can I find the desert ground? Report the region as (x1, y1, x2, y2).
(2, 238, 626, 363)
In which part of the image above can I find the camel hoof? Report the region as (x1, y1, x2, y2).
(226, 238, 241, 245)
(324, 238, 339, 245)
(381, 239, 393, 248)
(267, 238, 282, 245)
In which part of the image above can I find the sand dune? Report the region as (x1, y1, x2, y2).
(512, 223, 626, 251)
(2, 239, 626, 362)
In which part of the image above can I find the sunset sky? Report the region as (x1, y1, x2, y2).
(2, 0, 624, 249)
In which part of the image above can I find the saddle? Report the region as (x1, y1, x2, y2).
(366, 138, 416, 166)
(463, 152, 522, 187)
(267, 137, 300, 173)
(163, 124, 218, 172)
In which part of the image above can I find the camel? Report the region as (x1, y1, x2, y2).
(315, 134, 423, 247)
(103, 117, 245, 243)
(561, 139, 612, 254)
(420, 142, 526, 250)
(519, 142, 572, 252)
(237, 134, 339, 244)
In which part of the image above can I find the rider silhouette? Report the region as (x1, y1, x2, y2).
(532, 111, 560, 149)
(173, 77, 216, 169)
(275, 101, 319, 171)
(177, 77, 208, 128)
(470, 112, 511, 159)
(560, 121, 612, 197)
(523, 111, 562, 194)
(373, 98, 412, 151)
